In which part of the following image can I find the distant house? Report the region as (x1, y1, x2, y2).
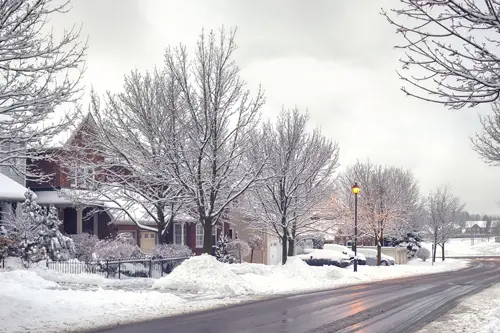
(465, 221, 488, 235)
(489, 220, 500, 236)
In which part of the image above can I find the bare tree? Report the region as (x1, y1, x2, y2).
(336, 160, 421, 265)
(245, 108, 339, 264)
(425, 184, 464, 263)
(382, 0, 500, 109)
(0, 0, 86, 181)
(61, 69, 188, 243)
(164, 28, 266, 254)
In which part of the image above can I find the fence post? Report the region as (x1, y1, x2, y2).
(161, 260, 164, 277)
(106, 260, 109, 279)
(149, 259, 152, 278)
(46, 259, 49, 268)
(118, 259, 121, 279)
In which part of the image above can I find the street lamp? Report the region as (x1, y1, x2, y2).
(352, 182, 360, 272)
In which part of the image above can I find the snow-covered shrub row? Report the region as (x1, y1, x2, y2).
(150, 244, 193, 259)
(1, 191, 75, 267)
(71, 232, 143, 262)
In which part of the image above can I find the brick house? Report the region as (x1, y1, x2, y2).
(26, 114, 231, 255)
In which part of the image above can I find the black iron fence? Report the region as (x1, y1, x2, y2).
(47, 257, 190, 279)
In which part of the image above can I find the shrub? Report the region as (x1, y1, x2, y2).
(151, 244, 193, 259)
(416, 247, 430, 262)
(71, 233, 100, 262)
(94, 235, 143, 261)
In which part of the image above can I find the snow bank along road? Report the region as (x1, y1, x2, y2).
(90, 258, 500, 333)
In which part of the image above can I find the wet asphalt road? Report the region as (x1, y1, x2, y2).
(92, 258, 500, 333)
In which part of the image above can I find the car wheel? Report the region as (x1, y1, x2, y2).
(382, 261, 389, 266)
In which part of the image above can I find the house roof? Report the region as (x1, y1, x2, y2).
(465, 220, 488, 229)
(0, 173, 34, 202)
(491, 220, 500, 228)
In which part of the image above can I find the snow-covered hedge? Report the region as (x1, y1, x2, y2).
(150, 244, 193, 259)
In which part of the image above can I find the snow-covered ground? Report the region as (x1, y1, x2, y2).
(0, 255, 468, 333)
(417, 282, 500, 333)
(423, 238, 500, 257)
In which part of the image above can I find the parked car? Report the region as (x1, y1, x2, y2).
(357, 248, 395, 266)
(297, 249, 351, 268)
(323, 244, 367, 265)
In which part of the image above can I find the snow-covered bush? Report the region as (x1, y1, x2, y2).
(215, 234, 236, 264)
(312, 235, 325, 249)
(94, 235, 143, 261)
(151, 244, 193, 259)
(227, 239, 250, 263)
(416, 247, 430, 262)
(394, 231, 423, 259)
(248, 234, 264, 263)
(71, 233, 100, 262)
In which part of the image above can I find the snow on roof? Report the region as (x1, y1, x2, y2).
(490, 220, 500, 228)
(0, 173, 33, 201)
(33, 190, 75, 205)
(465, 221, 488, 229)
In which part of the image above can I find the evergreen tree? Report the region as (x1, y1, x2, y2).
(393, 231, 423, 260)
(39, 206, 75, 261)
(14, 191, 46, 267)
(215, 233, 236, 264)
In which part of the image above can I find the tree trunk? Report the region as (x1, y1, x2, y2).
(202, 218, 213, 254)
(156, 206, 168, 244)
(158, 228, 168, 245)
(441, 243, 445, 261)
(281, 226, 288, 264)
(287, 238, 294, 257)
(377, 228, 383, 266)
(250, 249, 254, 263)
(432, 233, 438, 263)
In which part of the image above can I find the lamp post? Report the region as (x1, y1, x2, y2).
(352, 182, 360, 272)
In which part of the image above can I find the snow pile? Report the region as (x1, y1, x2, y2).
(0, 268, 245, 333)
(152, 254, 253, 296)
(154, 255, 467, 297)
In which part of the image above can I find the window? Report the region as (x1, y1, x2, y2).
(211, 225, 218, 247)
(228, 228, 233, 239)
(174, 223, 187, 245)
(143, 233, 148, 239)
(69, 166, 95, 188)
(196, 223, 204, 248)
(150, 233, 155, 239)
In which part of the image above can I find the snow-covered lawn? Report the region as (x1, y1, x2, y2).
(0, 255, 469, 333)
(417, 282, 500, 333)
(424, 238, 500, 257)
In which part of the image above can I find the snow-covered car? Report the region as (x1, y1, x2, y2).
(297, 249, 351, 268)
(357, 248, 395, 266)
(323, 244, 367, 265)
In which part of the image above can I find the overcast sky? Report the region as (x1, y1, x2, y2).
(52, 0, 500, 215)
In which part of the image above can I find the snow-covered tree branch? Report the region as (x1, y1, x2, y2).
(0, 0, 86, 181)
(382, 0, 500, 108)
(164, 27, 266, 253)
(61, 69, 189, 243)
(471, 102, 500, 166)
(244, 107, 339, 264)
